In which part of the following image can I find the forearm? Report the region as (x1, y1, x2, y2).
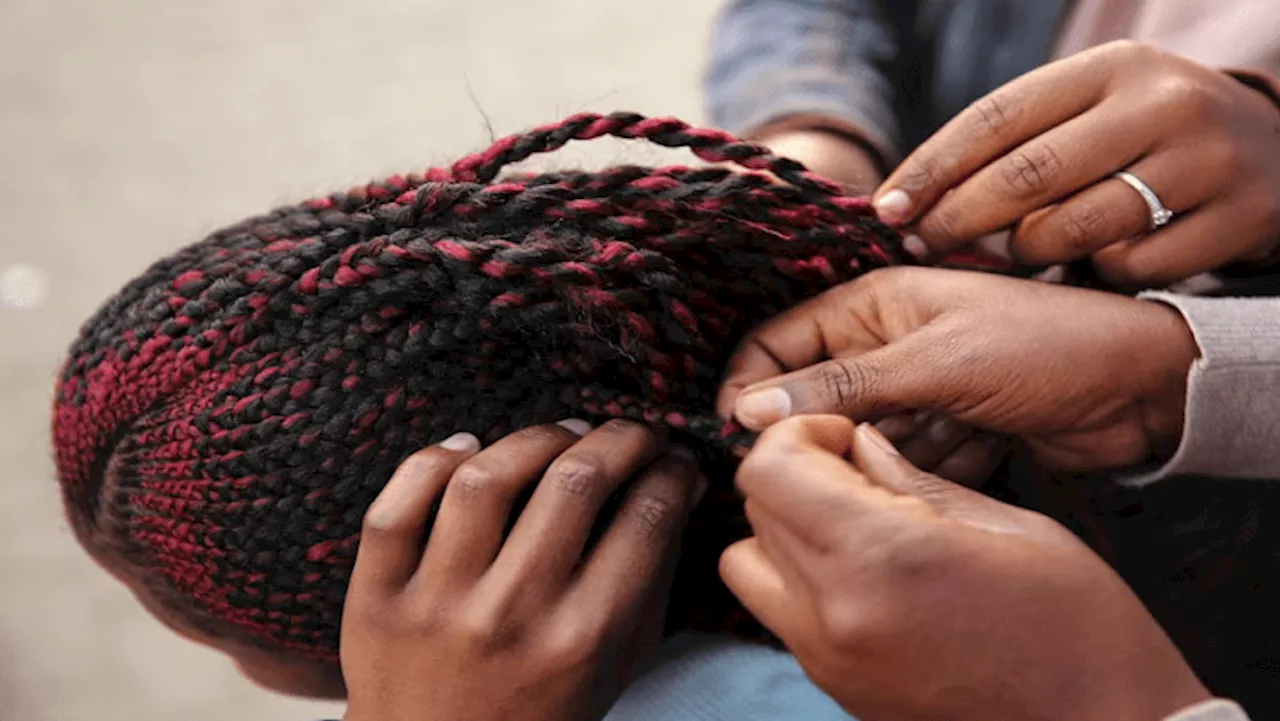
(704, 0, 900, 166)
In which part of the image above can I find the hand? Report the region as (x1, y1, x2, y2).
(718, 266, 1200, 472)
(873, 412, 1010, 489)
(755, 125, 884, 196)
(873, 40, 1280, 286)
(341, 420, 706, 721)
(721, 415, 1212, 721)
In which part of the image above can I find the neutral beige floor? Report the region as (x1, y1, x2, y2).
(0, 2, 717, 719)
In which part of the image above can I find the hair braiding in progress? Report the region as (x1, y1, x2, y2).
(53, 111, 908, 661)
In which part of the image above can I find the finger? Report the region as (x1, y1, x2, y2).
(1012, 150, 1220, 267)
(742, 498, 825, 593)
(874, 411, 927, 444)
(351, 434, 481, 598)
(854, 424, 1038, 535)
(854, 423, 1031, 519)
(930, 434, 1012, 489)
(733, 330, 946, 431)
(852, 423, 970, 498)
(716, 285, 886, 420)
(488, 420, 663, 590)
(736, 416, 889, 545)
(912, 102, 1152, 253)
(572, 450, 705, 626)
(874, 48, 1114, 225)
(895, 415, 972, 471)
(417, 421, 585, 583)
(1091, 197, 1271, 287)
(719, 538, 796, 637)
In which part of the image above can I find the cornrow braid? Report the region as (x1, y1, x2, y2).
(53, 111, 908, 658)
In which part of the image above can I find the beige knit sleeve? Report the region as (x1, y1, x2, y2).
(1164, 699, 1252, 721)
(1125, 293, 1280, 485)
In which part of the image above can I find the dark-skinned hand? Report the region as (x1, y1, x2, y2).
(719, 266, 1200, 473)
(341, 420, 705, 721)
(873, 40, 1280, 286)
(721, 415, 1212, 721)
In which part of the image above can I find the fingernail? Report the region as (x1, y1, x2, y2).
(735, 388, 792, 429)
(874, 189, 912, 225)
(858, 423, 900, 456)
(902, 234, 930, 261)
(439, 432, 481, 452)
(556, 418, 593, 436)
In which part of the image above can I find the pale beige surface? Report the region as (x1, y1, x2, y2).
(0, 2, 715, 719)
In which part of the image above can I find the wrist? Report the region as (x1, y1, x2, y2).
(753, 126, 885, 195)
(752, 114, 890, 174)
(1133, 299, 1199, 461)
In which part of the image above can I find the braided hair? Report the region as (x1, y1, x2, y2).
(53, 111, 907, 659)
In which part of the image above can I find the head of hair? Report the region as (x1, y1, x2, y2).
(53, 111, 907, 660)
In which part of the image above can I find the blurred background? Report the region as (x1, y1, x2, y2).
(0, 2, 717, 719)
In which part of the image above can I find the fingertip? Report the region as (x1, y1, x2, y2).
(438, 431, 482, 453)
(555, 418, 594, 437)
(873, 188, 913, 226)
(735, 387, 792, 430)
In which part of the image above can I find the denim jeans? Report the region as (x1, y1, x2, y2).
(606, 633, 854, 721)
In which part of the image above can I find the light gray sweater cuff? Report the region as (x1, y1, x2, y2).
(1126, 292, 1280, 486)
(1164, 699, 1252, 721)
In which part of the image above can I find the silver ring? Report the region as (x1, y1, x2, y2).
(1114, 171, 1174, 230)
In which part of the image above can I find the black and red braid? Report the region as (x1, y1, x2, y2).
(52, 111, 908, 659)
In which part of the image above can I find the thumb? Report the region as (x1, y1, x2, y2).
(732, 329, 949, 430)
(852, 423, 1034, 534)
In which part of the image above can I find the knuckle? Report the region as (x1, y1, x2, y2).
(920, 206, 965, 246)
(457, 604, 525, 652)
(870, 526, 949, 583)
(1056, 202, 1110, 255)
(898, 158, 943, 194)
(623, 493, 680, 540)
(541, 622, 606, 670)
(395, 447, 439, 475)
(815, 596, 876, 651)
(394, 598, 450, 637)
(817, 361, 868, 411)
(1204, 135, 1248, 174)
(359, 511, 406, 540)
(966, 94, 1015, 139)
(449, 462, 501, 505)
(518, 424, 577, 445)
(545, 454, 605, 500)
(1152, 74, 1219, 124)
(1102, 38, 1158, 64)
(598, 417, 649, 438)
(903, 470, 960, 507)
(1000, 146, 1065, 199)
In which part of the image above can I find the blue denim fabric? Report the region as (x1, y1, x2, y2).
(605, 633, 854, 721)
(705, 0, 1066, 162)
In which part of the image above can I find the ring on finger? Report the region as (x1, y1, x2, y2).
(1113, 170, 1174, 230)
